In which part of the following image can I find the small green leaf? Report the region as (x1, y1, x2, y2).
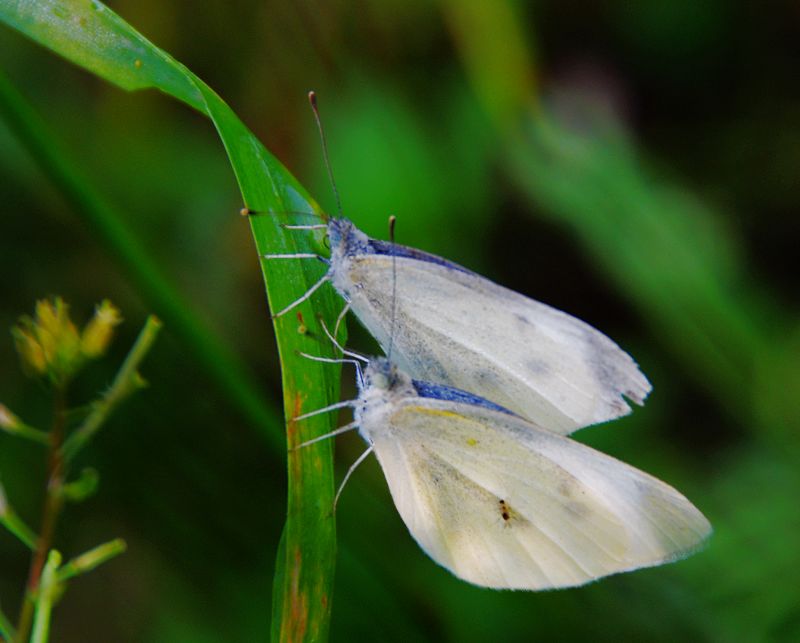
(0, 403, 49, 446)
(57, 538, 126, 582)
(60, 468, 99, 503)
(0, 479, 38, 550)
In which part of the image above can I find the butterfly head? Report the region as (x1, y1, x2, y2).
(361, 358, 415, 398)
(364, 357, 397, 391)
(328, 218, 370, 262)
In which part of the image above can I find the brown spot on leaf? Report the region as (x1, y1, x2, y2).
(296, 311, 308, 335)
(282, 546, 309, 642)
(287, 393, 306, 475)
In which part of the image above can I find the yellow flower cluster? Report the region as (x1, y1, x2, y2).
(12, 298, 122, 386)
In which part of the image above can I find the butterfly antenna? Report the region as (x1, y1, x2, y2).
(309, 91, 343, 218)
(387, 215, 398, 362)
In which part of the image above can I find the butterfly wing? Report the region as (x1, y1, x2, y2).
(366, 397, 710, 590)
(343, 254, 651, 434)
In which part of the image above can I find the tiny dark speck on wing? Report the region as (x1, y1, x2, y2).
(527, 359, 550, 376)
(499, 499, 511, 522)
(514, 313, 532, 327)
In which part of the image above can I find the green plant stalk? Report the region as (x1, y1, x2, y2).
(8, 316, 157, 642)
(0, 3, 344, 639)
(15, 387, 68, 643)
(0, 69, 285, 453)
(1, 421, 50, 447)
(0, 604, 15, 642)
(56, 538, 126, 582)
(29, 550, 61, 643)
(62, 316, 161, 462)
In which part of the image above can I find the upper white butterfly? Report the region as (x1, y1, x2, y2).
(273, 217, 651, 434)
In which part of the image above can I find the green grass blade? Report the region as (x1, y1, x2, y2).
(0, 1, 342, 639)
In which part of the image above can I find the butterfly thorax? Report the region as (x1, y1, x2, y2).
(355, 358, 416, 442)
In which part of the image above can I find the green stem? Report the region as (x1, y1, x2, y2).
(29, 550, 61, 643)
(62, 316, 161, 462)
(15, 388, 68, 643)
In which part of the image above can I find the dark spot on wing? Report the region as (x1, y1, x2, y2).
(514, 313, 533, 328)
(565, 501, 591, 519)
(476, 369, 501, 386)
(499, 499, 511, 522)
(527, 359, 550, 376)
(558, 479, 578, 499)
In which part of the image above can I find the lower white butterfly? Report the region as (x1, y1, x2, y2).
(297, 357, 711, 590)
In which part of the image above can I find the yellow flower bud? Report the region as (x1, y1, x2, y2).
(37, 298, 81, 371)
(12, 298, 85, 384)
(81, 300, 122, 358)
(12, 326, 48, 375)
(0, 404, 20, 430)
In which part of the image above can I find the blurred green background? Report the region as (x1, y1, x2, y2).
(1, 1, 798, 641)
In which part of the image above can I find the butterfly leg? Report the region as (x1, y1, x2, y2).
(334, 445, 375, 511)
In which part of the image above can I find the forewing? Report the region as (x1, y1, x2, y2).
(346, 256, 651, 434)
(368, 399, 710, 590)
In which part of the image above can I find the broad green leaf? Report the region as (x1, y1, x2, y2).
(0, 1, 341, 640)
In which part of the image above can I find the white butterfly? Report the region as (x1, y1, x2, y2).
(298, 357, 710, 590)
(269, 218, 651, 434)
